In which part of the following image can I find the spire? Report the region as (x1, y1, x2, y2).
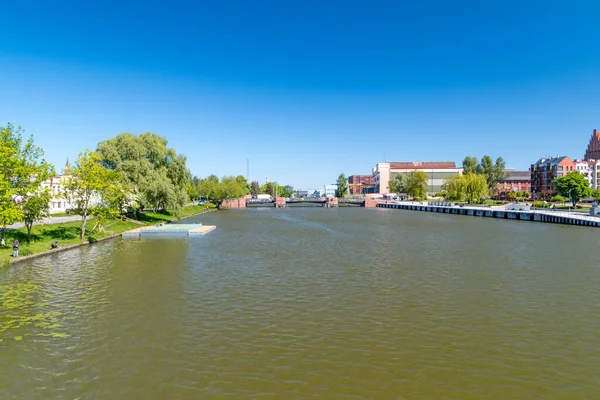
(64, 158, 71, 173)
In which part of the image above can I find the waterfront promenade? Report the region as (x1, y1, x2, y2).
(378, 201, 600, 228)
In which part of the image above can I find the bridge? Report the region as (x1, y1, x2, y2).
(244, 197, 366, 207)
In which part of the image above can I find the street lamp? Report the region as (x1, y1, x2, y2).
(568, 188, 573, 214)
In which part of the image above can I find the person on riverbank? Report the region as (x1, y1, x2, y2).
(12, 240, 19, 258)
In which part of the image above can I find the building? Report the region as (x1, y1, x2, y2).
(348, 175, 375, 195)
(494, 171, 531, 199)
(584, 129, 600, 161)
(41, 175, 76, 214)
(530, 156, 575, 198)
(372, 162, 462, 194)
(573, 159, 594, 188)
(324, 184, 337, 198)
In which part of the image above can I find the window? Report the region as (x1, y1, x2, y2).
(58, 202, 61, 208)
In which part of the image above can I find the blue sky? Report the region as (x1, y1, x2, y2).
(2, 0, 600, 189)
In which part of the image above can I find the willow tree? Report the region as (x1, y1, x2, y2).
(445, 173, 488, 204)
(96, 132, 190, 213)
(0, 123, 54, 241)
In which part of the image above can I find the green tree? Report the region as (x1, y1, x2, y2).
(404, 170, 429, 200)
(445, 173, 488, 204)
(200, 176, 247, 209)
(554, 171, 590, 207)
(0, 123, 54, 241)
(591, 189, 600, 203)
(506, 191, 517, 201)
(462, 155, 507, 191)
(96, 132, 190, 213)
(22, 187, 52, 240)
(388, 174, 406, 194)
(281, 185, 294, 198)
(187, 176, 201, 201)
(462, 156, 480, 174)
(63, 151, 126, 239)
(262, 182, 274, 197)
(235, 175, 251, 195)
(335, 174, 348, 198)
(250, 180, 261, 196)
(551, 195, 566, 203)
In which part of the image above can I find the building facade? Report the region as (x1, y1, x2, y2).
(494, 171, 531, 199)
(41, 174, 77, 214)
(348, 175, 375, 194)
(574, 159, 594, 188)
(584, 129, 600, 161)
(530, 156, 575, 198)
(372, 161, 462, 194)
(324, 184, 338, 198)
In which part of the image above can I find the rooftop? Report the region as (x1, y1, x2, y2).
(389, 161, 457, 169)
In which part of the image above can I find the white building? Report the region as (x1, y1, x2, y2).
(41, 174, 76, 214)
(324, 184, 338, 198)
(373, 161, 463, 194)
(574, 159, 594, 189)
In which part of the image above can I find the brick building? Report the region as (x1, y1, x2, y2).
(530, 156, 575, 198)
(348, 175, 375, 194)
(584, 129, 600, 161)
(494, 171, 531, 199)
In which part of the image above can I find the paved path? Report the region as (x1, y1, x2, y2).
(6, 215, 82, 229)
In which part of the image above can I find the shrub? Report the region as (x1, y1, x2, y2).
(551, 195, 567, 203)
(532, 200, 545, 208)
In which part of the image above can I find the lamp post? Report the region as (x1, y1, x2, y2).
(568, 188, 573, 215)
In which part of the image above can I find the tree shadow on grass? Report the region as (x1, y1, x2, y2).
(3, 229, 42, 243)
(39, 226, 79, 240)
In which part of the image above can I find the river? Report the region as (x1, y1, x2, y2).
(1, 207, 600, 399)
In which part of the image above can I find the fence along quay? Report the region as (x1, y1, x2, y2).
(377, 201, 600, 228)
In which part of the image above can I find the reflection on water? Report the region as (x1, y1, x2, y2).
(2, 207, 600, 399)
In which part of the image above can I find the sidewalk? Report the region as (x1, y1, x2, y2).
(7, 215, 82, 229)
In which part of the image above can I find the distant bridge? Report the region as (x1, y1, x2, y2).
(245, 197, 365, 207)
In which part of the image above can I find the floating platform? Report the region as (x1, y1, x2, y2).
(123, 223, 216, 238)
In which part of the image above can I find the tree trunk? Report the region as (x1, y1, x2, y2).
(81, 212, 87, 240)
(26, 223, 32, 241)
(0, 227, 5, 242)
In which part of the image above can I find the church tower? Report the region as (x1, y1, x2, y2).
(64, 158, 71, 174)
(584, 129, 600, 161)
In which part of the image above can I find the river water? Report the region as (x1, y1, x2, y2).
(1, 207, 600, 399)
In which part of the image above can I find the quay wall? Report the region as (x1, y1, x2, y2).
(377, 203, 600, 228)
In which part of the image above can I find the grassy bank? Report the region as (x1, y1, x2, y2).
(1, 203, 216, 265)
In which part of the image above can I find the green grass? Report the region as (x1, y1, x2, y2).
(49, 212, 69, 217)
(1, 204, 216, 264)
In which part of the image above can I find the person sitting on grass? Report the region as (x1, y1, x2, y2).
(51, 240, 59, 249)
(13, 240, 19, 258)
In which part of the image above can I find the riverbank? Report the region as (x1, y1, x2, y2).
(378, 201, 600, 228)
(1, 204, 216, 266)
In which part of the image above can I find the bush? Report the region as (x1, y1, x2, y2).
(551, 195, 567, 203)
(532, 200, 546, 208)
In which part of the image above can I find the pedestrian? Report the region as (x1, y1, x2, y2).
(12, 239, 19, 258)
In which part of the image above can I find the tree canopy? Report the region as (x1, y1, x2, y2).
(554, 171, 590, 207)
(389, 171, 428, 200)
(462, 155, 507, 191)
(63, 151, 127, 239)
(96, 132, 190, 212)
(0, 123, 54, 240)
(250, 181, 261, 196)
(335, 174, 348, 198)
(445, 173, 488, 204)
(199, 175, 247, 209)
